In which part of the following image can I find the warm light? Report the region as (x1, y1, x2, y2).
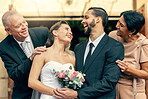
(32, 0, 40, 2)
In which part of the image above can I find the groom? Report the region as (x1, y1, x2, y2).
(53, 7, 124, 99)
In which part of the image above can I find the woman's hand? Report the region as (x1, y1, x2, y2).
(53, 88, 78, 99)
(116, 60, 128, 72)
(116, 60, 148, 79)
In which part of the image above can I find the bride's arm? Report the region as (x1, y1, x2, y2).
(28, 53, 54, 95)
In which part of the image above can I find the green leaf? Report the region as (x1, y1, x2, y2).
(69, 66, 72, 70)
(72, 76, 77, 81)
(73, 84, 76, 89)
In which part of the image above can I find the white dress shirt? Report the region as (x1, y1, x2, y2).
(84, 32, 105, 64)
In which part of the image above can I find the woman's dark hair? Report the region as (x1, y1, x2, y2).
(88, 7, 108, 27)
(46, 20, 68, 47)
(120, 10, 145, 35)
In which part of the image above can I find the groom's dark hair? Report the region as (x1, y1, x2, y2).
(88, 7, 108, 27)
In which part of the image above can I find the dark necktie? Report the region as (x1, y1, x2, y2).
(85, 43, 94, 65)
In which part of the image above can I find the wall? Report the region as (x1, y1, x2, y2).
(0, 2, 9, 98)
(136, 0, 148, 9)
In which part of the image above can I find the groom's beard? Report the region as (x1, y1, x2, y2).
(84, 19, 96, 35)
(84, 27, 91, 35)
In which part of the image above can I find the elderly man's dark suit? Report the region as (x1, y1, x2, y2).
(74, 34, 124, 99)
(0, 27, 49, 99)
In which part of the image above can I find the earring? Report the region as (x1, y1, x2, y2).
(128, 34, 131, 37)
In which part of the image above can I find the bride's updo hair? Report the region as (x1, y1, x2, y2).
(46, 21, 74, 56)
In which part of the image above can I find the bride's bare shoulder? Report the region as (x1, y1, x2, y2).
(67, 53, 75, 66)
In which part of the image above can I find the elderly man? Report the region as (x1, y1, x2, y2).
(0, 11, 49, 99)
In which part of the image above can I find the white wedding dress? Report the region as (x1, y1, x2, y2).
(40, 61, 74, 99)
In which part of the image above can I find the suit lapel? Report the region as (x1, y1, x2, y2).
(84, 34, 109, 73)
(76, 40, 88, 72)
(29, 29, 40, 48)
(10, 36, 27, 63)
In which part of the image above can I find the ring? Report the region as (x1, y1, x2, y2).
(121, 67, 125, 72)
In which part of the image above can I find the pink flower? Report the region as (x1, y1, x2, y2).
(58, 72, 65, 78)
(70, 74, 75, 81)
(73, 71, 78, 76)
(54, 68, 85, 90)
(82, 78, 85, 82)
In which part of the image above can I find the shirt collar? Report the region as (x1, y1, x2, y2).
(87, 32, 105, 47)
(13, 35, 31, 45)
(25, 35, 31, 43)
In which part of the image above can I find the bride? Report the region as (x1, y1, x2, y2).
(28, 21, 75, 99)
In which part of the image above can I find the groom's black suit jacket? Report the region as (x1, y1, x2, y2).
(0, 27, 49, 99)
(74, 34, 124, 99)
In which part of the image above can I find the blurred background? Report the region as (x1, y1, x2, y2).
(0, 0, 148, 99)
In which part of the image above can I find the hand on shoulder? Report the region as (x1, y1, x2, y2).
(30, 46, 47, 61)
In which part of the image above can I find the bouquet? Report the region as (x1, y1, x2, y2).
(53, 66, 85, 90)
